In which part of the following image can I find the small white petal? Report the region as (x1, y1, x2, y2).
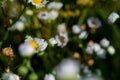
(72, 25, 81, 34)
(108, 12, 119, 24)
(44, 74, 55, 80)
(107, 46, 115, 55)
(19, 43, 35, 57)
(78, 31, 88, 39)
(100, 38, 110, 48)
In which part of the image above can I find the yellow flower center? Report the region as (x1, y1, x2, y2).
(32, 0, 43, 4)
(29, 41, 38, 50)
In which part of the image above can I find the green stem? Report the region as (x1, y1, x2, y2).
(10, 5, 27, 27)
(24, 58, 34, 73)
(1, 7, 6, 16)
(78, 8, 88, 24)
(0, 30, 9, 51)
(0, 3, 27, 50)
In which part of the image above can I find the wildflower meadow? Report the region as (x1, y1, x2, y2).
(0, 0, 120, 80)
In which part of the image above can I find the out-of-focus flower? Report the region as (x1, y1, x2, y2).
(83, 65, 92, 77)
(44, 74, 55, 80)
(25, 9, 34, 16)
(72, 24, 81, 34)
(55, 58, 80, 80)
(82, 74, 103, 80)
(49, 10, 59, 20)
(108, 12, 119, 24)
(107, 46, 115, 55)
(2, 72, 19, 80)
(37, 11, 49, 20)
(82, 66, 103, 80)
(86, 46, 94, 54)
(93, 43, 101, 52)
(57, 23, 67, 33)
(96, 48, 106, 58)
(100, 38, 110, 48)
(28, 0, 48, 8)
(19, 36, 48, 57)
(47, 2, 63, 10)
(49, 37, 57, 46)
(10, 21, 25, 31)
(87, 17, 101, 28)
(78, 31, 88, 39)
(55, 33, 68, 48)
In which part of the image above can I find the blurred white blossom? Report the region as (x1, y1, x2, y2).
(100, 38, 110, 48)
(49, 37, 57, 46)
(55, 58, 80, 80)
(47, 2, 63, 10)
(57, 23, 67, 33)
(9, 21, 25, 31)
(37, 11, 49, 20)
(25, 9, 34, 16)
(19, 36, 48, 57)
(87, 17, 101, 28)
(78, 31, 88, 39)
(44, 74, 55, 80)
(72, 24, 81, 34)
(108, 12, 119, 24)
(107, 46, 115, 55)
(2, 72, 19, 80)
(49, 10, 59, 20)
(55, 33, 68, 48)
(96, 48, 106, 58)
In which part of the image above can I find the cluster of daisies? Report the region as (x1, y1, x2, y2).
(18, 23, 69, 57)
(1, 0, 120, 80)
(16, 11, 118, 58)
(8, 1, 63, 31)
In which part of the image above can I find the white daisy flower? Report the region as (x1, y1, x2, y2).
(19, 42, 35, 57)
(49, 10, 59, 20)
(96, 48, 106, 59)
(72, 24, 81, 34)
(87, 17, 101, 28)
(78, 31, 88, 39)
(47, 2, 63, 10)
(37, 11, 49, 20)
(2, 72, 19, 80)
(93, 43, 101, 53)
(44, 74, 55, 80)
(19, 36, 48, 57)
(57, 23, 67, 33)
(28, 0, 48, 8)
(25, 36, 48, 52)
(9, 21, 25, 31)
(49, 37, 57, 46)
(107, 46, 115, 55)
(100, 38, 110, 48)
(82, 74, 103, 80)
(55, 58, 80, 80)
(55, 33, 68, 48)
(108, 12, 119, 24)
(86, 46, 94, 54)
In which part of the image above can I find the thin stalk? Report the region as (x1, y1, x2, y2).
(78, 8, 88, 24)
